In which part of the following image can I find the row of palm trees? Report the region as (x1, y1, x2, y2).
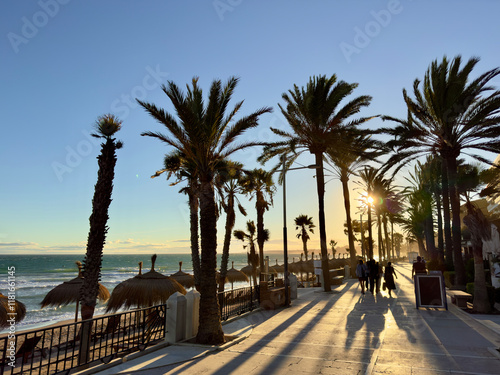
(79, 54, 500, 344)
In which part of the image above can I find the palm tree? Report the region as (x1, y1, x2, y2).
(294, 214, 315, 261)
(463, 201, 492, 313)
(240, 168, 276, 271)
(326, 132, 382, 274)
(295, 214, 315, 281)
(405, 161, 438, 261)
(234, 221, 264, 287)
(259, 75, 375, 292)
(357, 166, 379, 260)
(151, 151, 202, 288)
(80, 114, 123, 321)
(216, 161, 247, 292)
(381, 55, 500, 288)
(139, 77, 272, 345)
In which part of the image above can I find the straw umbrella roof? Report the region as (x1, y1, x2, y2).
(225, 262, 249, 284)
(267, 265, 278, 275)
(0, 293, 26, 329)
(40, 261, 110, 321)
(299, 255, 314, 273)
(272, 259, 284, 273)
(288, 257, 301, 273)
(169, 261, 195, 288)
(106, 255, 186, 313)
(240, 264, 259, 276)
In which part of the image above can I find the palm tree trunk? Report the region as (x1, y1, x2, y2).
(441, 161, 453, 269)
(219, 196, 235, 292)
(314, 152, 331, 292)
(424, 213, 437, 262)
(188, 189, 201, 289)
(367, 204, 374, 259)
(377, 213, 384, 261)
(435, 189, 445, 264)
(196, 180, 224, 345)
(249, 243, 258, 287)
(341, 174, 357, 276)
(80, 138, 116, 321)
(447, 156, 466, 288)
(472, 240, 491, 313)
(383, 216, 391, 262)
(256, 194, 265, 272)
(416, 236, 427, 258)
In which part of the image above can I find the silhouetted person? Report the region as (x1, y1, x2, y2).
(368, 259, 378, 293)
(355, 259, 367, 294)
(384, 262, 398, 297)
(375, 261, 383, 293)
(412, 256, 427, 278)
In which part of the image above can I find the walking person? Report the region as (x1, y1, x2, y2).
(375, 261, 383, 293)
(411, 256, 427, 278)
(368, 259, 378, 294)
(355, 259, 367, 294)
(384, 262, 398, 297)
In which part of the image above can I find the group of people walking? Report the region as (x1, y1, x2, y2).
(355, 259, 397, 297)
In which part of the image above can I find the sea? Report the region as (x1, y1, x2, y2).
(0, 252, 291, 334)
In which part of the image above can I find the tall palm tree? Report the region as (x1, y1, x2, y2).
(240, 169, 276, 271)
(234, 220, 267, 287)
(357, 166, 379, 260)
(139, 77, 272, 345)
(151, 151, 202, 288)
(294, 214, 315, 261)
(381, 55, 500, 288)
(405, 161, 438, 261)
(80, 114, 123, 320)
(401, 189, 428, 258)
(216, 161, 247, 292)
(463, 201, 492, 313)
(326, 132, 382, 274)
(259, 75, 375, 292)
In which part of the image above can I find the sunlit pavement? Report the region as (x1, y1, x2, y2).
(92, 262, 500, 375)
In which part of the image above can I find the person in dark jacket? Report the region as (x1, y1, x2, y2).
(412, 256, 427, 278)
(384, 262, 398, 297)
(368, 259, 378, 293)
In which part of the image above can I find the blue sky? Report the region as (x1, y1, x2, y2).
(1, 0, 500, 255)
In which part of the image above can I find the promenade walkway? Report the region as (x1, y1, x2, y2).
(89, 262, 500, 374)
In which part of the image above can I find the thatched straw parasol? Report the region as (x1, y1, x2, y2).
(170, 261, 195, 288)
(225, 262, 249, 289)
(106, 255, 186, 313)
(272, 259, 284, 274)
(240, 264, 259, 286)
(40, 261, 110, 322)
(0, 293, 26, 329)
(288, 257, 301, 274)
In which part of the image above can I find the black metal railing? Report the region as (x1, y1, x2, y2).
(0, 304, 166, 375)
(218, 286, 259, 321)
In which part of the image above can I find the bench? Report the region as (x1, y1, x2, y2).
(329, 268, 344, 286)
(447, 290, 472, 308)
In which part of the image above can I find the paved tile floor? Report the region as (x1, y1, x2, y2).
(92, 262, 500, 375)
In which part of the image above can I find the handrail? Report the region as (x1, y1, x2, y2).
(0, 304, 166, 375)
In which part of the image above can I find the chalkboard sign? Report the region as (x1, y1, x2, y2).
(414, 273, 447, 309)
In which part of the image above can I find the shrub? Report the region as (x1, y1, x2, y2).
(427, 260, 445, 272)
(467, 283, 496, 308)
(465, 259, 475, 283)
(443, 271, 455, 288)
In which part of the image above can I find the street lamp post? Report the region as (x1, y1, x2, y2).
(280, 155, 319, 307)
